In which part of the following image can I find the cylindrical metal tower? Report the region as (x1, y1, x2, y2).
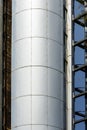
(12, 0, 64, 130)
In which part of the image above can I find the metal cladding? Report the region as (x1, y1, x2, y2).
(12, 0, 64, 130)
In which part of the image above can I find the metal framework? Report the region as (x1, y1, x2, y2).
(2, 0, 11, 129)
(72, 0, 87, 129)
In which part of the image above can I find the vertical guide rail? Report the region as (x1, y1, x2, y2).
(2, 0, 11, 130)
(65, 0, 73, 130)
(72, 0, 75, 129)
(2, 1, 7, 129)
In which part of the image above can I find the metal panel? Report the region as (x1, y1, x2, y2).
(12, 0, 31, 14)
(32, 67, 48, 95)
(48, 12, 61, 43)
(48, 98, 62, 128)
(32, 0, 47, 9)
(13, 126, 32, 130)
(32, 38, 48, 66)
(32, 96, 47, 124)
(12, 39, 32, 70)
(48, 126, 61, 130)
(48, 0, 61, 15)
(48, 40, 63, 70)
(32, 125, 47, 130)
(32, 10, 47, 37)
(48, 69, 63, 99)
(12, 68, 32, 99)
(12, 10, 32, 42)
(12, 96, 31, 127)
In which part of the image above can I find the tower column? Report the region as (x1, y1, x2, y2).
(12, 0, 64, 130)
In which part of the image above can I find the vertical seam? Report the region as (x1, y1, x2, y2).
(31, 0, 32, 129)
(46, 0, 48, 130)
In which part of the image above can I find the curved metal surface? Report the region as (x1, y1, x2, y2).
(12, 0, 64, 130)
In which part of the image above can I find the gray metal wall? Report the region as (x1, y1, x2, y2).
(0, 0, 2, 129)
(12, 0, 64, 130)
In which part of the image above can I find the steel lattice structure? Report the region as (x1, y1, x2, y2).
(72, 0, 87, 130)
